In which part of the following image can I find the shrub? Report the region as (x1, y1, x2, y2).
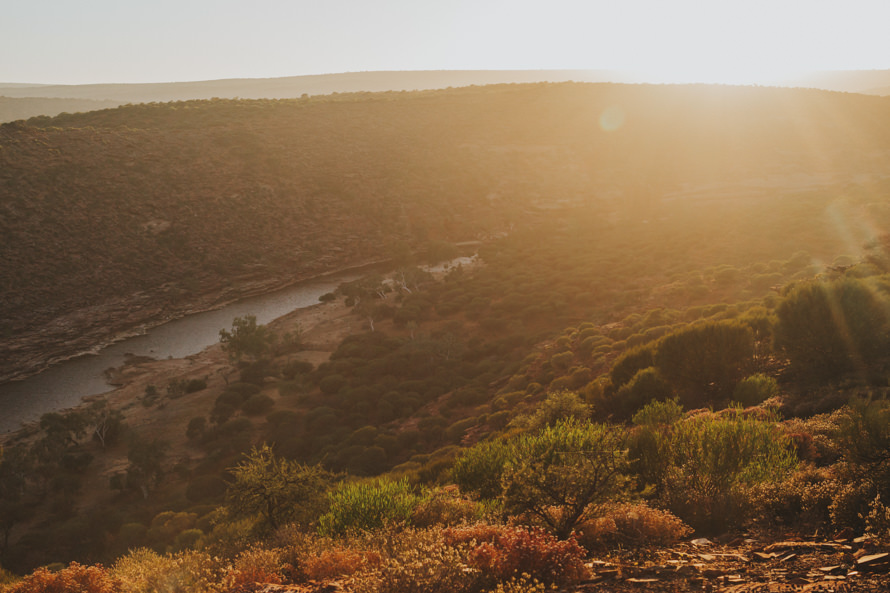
(301, 548, 365, 580)
(575, 502, 692, 550)
(613, 367, 673, 418)
(510, 390, 591, 431)
(186, 417, 206, 440)
(488, 575, 556, 593)
(632, 398, 684, 427)
(222, 547, 284, 593)
(240, 393, 274, 416)
(836, 397, 890, 465)
(353, 528, 478, 593)
(733, 374, 778, 406)
(184, 378, 207, 393)
(319, 374, 347, 395)
(609, 344, 656, 388)
(113, 549, 221, 593)
(774, 278, 890, 380)
(219, 315, 276, 362)
(281, 359, 314, 379)
(747, 466, 839, 532)
(457, 525, 587, 587)
(4, 563, 120, 593)
(864, 494, 890, 541)
(501, 419, 629, 538)
(451, 438, 512, 500)
(654, 320, 754, 406)
(319, 478, 419, 535)
(226, 445, 331, 532)
(658, 411, 798, 532)
(410, 487, 485, 528)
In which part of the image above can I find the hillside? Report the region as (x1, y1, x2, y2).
(4, 82, 890, 382)
(0, 70, 632, 122)
(0, 97, 124, 124)
(5, 81, 890, 590)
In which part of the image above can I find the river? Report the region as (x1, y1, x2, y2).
(0, 267, 374, 434)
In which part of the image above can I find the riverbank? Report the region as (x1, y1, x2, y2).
(0, 258, 390, 385)
(1, 295, 358, 448)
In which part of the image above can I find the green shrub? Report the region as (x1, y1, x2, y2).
(219, 315, 276, 362)
(774, 278, 890, 380)
(746, 466, 838, 532)
(609, 344, 656, 388)
(632, 398, 684, 426)
(733, 374, 778, 406)
(410, 487, 485, 528)
(240, 393, 274, 416)
(226, 445, 331, 532)
(186, 417, 206, 440)
(319, 478, 419, 535)
(451, 439, 512, 500)
(511, 390, 591, 431)
(613, 367, 673, 418)
(836, 397, 890, 465)
(655, 320, 754, 406)
(282, 359, 314, 379)
(319, 374, 347, 395)
(501, 419, 629, 538)
(658, 410, 798, 532)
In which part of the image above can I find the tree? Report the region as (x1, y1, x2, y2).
(774, 278, 889, 380)
(501, 419, 629, 538)
(219, 315, 276, 362)
(126, 437, 168, 499)
(0, 445, 37, 554)
(654, 321, 754, 406)
(225, 444, 331, 532)
(85, 399, 125, 449)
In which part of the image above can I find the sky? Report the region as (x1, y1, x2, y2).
(3, 0, 890, 85)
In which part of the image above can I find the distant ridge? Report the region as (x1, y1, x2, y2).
(0, 96, 123, 123)
(3, 68, 890, 124)
(781, 69, 890, 95)
(0, 69, 633, 104)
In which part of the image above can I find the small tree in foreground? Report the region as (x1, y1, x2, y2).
(226, 445, 331, 532)
(501, 419, 629, 538)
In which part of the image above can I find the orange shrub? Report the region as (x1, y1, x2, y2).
(221, 548, 285, 593)
(576, 503, 692, 550)
(446, 524, 586, 587)
(303, 548, 380, 580)
(5, 563, 119, 593)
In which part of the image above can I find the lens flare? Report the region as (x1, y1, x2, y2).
(600, 106, 624, 132)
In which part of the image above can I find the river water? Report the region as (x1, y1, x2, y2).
(0, 268, 373, 434)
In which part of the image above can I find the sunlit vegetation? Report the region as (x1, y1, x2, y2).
(5, 82, 890, 588)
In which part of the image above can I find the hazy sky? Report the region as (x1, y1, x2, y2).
(3, 0, 890, 85)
